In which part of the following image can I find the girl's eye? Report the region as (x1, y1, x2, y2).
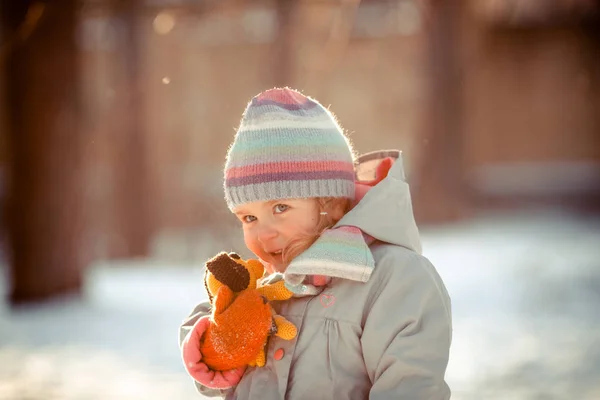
(274, 204, 289, 214)
(242, 215, 257, 223)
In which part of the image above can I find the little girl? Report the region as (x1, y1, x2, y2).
(180, 88, 452, 399)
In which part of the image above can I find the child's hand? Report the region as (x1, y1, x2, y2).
(181, 315, 246, 389)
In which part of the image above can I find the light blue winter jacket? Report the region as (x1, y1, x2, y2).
(180, 150, 452, 399)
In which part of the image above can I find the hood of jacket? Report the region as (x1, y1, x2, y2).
(337, 149, 422, 254)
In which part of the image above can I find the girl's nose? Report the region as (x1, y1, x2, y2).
(257, 223, 278, 244)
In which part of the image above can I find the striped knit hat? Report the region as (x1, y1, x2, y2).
(224, 88, 356, 210)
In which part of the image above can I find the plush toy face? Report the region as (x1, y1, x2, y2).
(204, 252, 265, 301)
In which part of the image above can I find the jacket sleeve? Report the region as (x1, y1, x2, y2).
(179, 301, 234, 398)
(361, 250, 452, 399)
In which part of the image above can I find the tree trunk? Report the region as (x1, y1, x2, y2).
(2, 1, 85, 304)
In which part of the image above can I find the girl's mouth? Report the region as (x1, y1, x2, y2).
(261, 250, 287, 273)
(269, 250, 282, 258)
(268, 250, 284, 264)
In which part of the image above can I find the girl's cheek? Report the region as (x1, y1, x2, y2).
(242, 229, 257, 250)
(243, 224, 257, 238)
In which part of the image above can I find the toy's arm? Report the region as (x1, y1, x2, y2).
(213, 285, 235, 316)
(273, 315, 297, 340)
(256, 280, 293, 301)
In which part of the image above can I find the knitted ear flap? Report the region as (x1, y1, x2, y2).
(206, 252, 250, 292)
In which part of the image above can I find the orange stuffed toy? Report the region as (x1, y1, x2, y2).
(200, 252, 297, 371)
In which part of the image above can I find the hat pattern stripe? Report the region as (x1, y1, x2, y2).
(244, 104, 327, 119)
(226, 148, 353, 168)
(237, 126, 342, 140)
(238, 118, 340, 132)
(233, 132, 346, 151)
(226, 170, 354, 187)
(226, 160, 354, 179)
(254, 89, 310, 104)
(227, 179, 354, 206)
(251, 98, 318, 111)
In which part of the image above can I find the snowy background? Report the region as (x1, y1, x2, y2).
(1, 209, 599, 400)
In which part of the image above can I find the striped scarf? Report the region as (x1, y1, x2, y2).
(283, 226, 375, 296)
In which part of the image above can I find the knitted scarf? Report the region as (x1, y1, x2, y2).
(283, 226, 376, 296)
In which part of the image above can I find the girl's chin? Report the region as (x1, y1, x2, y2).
(272, 263, 288, 273)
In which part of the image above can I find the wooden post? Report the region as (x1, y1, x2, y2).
(271, 0, 296, 86)
(107, 0, 153, 258)
(2, 1, 85, 303)
(411, 0, 468, 224)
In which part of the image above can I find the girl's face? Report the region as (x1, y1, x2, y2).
(233, 198, 320, 273)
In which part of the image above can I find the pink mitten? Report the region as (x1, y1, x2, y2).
(181, 315, 247, 389)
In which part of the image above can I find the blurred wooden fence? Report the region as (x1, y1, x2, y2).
(1, 0, 599, 303)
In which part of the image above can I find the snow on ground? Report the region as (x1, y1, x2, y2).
(1, 209, 599, 399)
(425, 210, 600, 400)
(0, 265, 207, 399)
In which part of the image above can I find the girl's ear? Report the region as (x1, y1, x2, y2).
(331, 203, 346, 221)
(321, 198, 349, 222)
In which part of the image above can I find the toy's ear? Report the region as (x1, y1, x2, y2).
(204, 270, 222, 303)
(206, 252, 250, 292)
(213, 285, 235, 316)
(246, 259, 265, 282)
